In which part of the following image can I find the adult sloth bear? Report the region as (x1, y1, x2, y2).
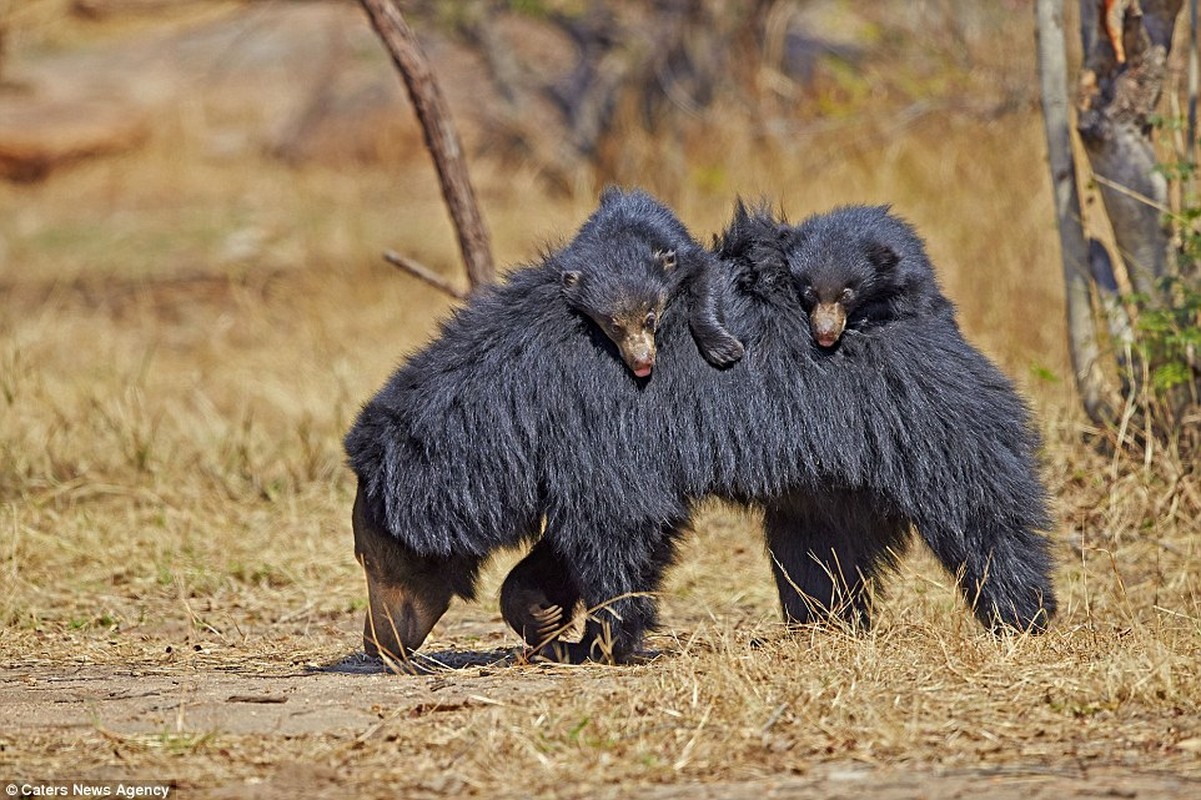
(345, 188, 742, 664)
(346, 192, 1056, 665)
(499, 203, 1057, 657)
(749, 205, 1055, 632)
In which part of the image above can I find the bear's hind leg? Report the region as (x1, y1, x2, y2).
(917, 511, 1057, 633)
(764, 492, 910, 630)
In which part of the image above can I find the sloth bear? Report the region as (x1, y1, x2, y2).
(344, 188, 742, 664)
(345, 191, 1057, 665)
(555, 187, 743, 378)
(498, 203, 1057, 654)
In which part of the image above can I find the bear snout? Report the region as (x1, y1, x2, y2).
(811, 302, 847, 347)
(619, 334, 657, 378)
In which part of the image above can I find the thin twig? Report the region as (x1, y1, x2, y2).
(383, 250, 469, 300)
(359, 0, 495, 289)
(1091, 172, 1174, 215)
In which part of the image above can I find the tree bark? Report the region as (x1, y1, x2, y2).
(1077, 0, 1182, 299)
(1037, 0, 1117, 424)
(359, 0, 495, 290)
(1088, 239, 1137, 392)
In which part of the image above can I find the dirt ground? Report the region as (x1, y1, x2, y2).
(4, 655, 1199, 798)
(2, 2, 1199, 798)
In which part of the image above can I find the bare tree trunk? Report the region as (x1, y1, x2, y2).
(1088, 239, 1136, 393)
(1077, 0, 1182, 299)
(1037, 0, 1201, 440)
(1189, 0, 1199, 166)
(358, 0, 495, 290)
(1037, 0, 1117, 424)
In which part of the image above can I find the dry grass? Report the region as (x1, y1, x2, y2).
(1, 3, 1199, 797)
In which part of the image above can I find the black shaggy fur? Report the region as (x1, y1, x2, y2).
(345, 189, 740, 662)
(724, 204, 1057, 628)
(346, 192, 1057, 663)
(500, 203, 1057, 649)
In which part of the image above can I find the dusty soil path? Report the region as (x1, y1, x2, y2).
(3, 654, 1198, 799)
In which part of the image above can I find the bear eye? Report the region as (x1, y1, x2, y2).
(840, 288, 855, 303)
(801, 286, 817, 303)
(609, 317, 624, 333)
(644, 312, 657, 330)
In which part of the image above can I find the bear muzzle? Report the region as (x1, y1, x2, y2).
(811, 302, 847, 348)
(619, 333, 656, 378)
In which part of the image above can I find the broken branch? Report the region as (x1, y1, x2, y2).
(383, 250, 469, 300)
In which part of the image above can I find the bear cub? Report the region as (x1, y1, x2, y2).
(780, 204, 950, 348)
(559, 187, 744, 377)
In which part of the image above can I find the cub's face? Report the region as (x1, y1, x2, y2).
(788, 232, 900, 349)
(561, 248, 676, 378)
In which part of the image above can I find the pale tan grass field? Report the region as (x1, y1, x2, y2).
(1, 5, 1199, 797)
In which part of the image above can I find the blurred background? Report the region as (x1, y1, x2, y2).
(0, 0, 1092, 639)
(0, 0, 1064, 368)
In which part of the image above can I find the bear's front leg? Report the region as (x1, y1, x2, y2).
(500, 538, 582, 648)
(353, 485, 482, 660)
(537, 517, 686, 665)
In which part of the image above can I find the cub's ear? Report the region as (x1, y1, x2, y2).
(599, 186, 623, 206)
(865, 241, 900, 271)
(781, 224, 807, 248)
(654, 248, 677, 272)
(561, 270, 582, 289)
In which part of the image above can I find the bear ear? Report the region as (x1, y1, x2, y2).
(561, 270, 582, 289)
(866, 241, 900, 271)
(599, 186, 623, 207)
(654, 248, 677, 272)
